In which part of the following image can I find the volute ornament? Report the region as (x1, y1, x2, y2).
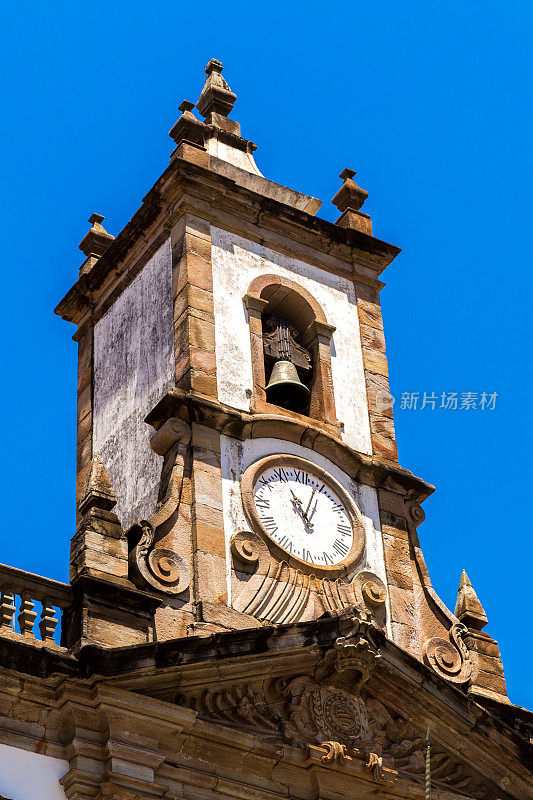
(320, 741, 349, 764)
(230, 530, 269, 570)
(423, 622, 473, 684)
(407, 501, 426, 526)
(350, 571, 387, 629)
(361, 578, 386, 607)
(128, 418, 192, 596)
(365, 752, 387, 783)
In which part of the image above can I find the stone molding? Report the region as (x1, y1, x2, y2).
(145, 389, 434, 504)
(55, 157, 400, 331)
(1, 610, 526, 798)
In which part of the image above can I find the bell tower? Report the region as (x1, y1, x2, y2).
(56, 59, 508, 707)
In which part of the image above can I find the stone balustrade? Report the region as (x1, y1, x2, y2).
(0, 563, 72, 646)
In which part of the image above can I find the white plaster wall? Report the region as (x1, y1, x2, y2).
(93, 239, 174, 530)
(210, 227, 372, 455)
(221, 435, 390, 631)
(0, 744, 68, 800)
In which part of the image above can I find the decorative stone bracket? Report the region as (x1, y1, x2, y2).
(423, 622, 473, 684)
(230, 530, 387, 628)
(128, 418, 192, 595)
(315, 618, 382, 693)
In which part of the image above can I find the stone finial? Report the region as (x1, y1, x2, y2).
(196, 59, 237, 121)
(333, 169, 369, 213)
(332, 169, 372, 234)
(178, 100, 195, 114)
(78, 453, 117, 514)
(168, 99, 206, 155)
(455, 570, 488, 630)
(79, 213, 114, 258)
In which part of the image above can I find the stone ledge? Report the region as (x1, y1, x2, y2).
(145, 389, 434, 503)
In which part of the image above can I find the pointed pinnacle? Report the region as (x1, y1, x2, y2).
(78, 453, 117, 514)
(196, 58, 236, 120)
(455, 569, 488, 630)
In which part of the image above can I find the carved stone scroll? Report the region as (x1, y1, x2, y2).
(230, 531, 269, 571)
(423, 622, 473, 684)
(128, 419, 191, 595)
(365, 752, 387, 783)
(321, 741, 349, 764)
(315, 619, 382, 692)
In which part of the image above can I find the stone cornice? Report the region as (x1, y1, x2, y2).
(145, 389, 434, 503)
(76, 616, 533, 774)
(0, 610, 531, 795)
(55, 155, 401, 327)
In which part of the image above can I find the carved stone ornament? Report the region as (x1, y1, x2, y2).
(407, 501, 426, 527)
(230, 530, 269, 569)
(361, 578, 386, 607)
(423, 622, 473, 684)
(315, 619, 382, 693)
(229, 531, 387, 628)
(321, 740, 349, 764)
(365, 752, 388, 783)
(127, 418, 191, 595)
(176, 625, 494, 799)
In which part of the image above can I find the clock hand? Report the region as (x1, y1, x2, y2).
(290, 489, 314, 532)
(290, 489, 305, 510)
(304, 482, 318, 516)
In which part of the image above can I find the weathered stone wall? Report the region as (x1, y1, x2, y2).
(211, 227, 372, 455)
(93, 239, 174, 529)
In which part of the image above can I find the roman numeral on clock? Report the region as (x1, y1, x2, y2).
(277, 536, 293, 553)
(261, 516, 278, 534)
(273, 468, 288, 482)
(337, 524, 351, 537)
(332, 539, 349, 557)
(255, 497, 270, 509)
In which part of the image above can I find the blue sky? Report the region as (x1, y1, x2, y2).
(0, 1, 531, 707)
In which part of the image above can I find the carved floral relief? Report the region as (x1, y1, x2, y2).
(175, 620, 493, 798)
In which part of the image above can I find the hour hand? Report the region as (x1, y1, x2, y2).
(290, 491, 314, 531)
(290, 489, 305, 515)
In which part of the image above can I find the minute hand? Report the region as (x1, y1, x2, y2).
(305, 483, 318, 516)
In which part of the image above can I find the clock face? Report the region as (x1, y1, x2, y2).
(252, 463, 354, 567)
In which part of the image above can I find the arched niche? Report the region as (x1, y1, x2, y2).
(243, 274, 338, 427)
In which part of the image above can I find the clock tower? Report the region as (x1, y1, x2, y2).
(58, 59, 505, 692)
(22, 57, 529, 800)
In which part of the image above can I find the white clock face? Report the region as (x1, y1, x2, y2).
(253, 464, 354, 566)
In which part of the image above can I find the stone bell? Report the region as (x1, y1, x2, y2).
(266, 360, 310, 412)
